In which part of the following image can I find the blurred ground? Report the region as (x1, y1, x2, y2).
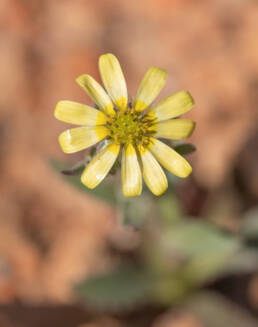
(0, 0, 258, 326)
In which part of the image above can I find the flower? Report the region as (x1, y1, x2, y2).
(54, 53, 195, 197)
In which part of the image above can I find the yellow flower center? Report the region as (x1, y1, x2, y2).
(106, 108, 156, 146)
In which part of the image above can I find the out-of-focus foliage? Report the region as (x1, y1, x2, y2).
(184, 292, 258, 327)
(54, 174, 258, 314)
(240, 208, 258, 244)
(51, 160, 117, 205)
(173, 143, 196, 156)
(77, 266, 152, 310)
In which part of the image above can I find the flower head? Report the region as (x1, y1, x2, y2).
(54, 54, 195, 197)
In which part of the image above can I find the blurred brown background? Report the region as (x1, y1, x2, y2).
(0, 0, 258, 326)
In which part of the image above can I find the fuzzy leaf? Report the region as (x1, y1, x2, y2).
(185, 291, 258, 327)
(50, 159, 116, 204)
(174, 143, 196, 156)
(76, 266, 151, 310)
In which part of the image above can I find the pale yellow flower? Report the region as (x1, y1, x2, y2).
(54, 54, 195, 197)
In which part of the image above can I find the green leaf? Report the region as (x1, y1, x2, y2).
(61, 160, 85, 176)
(223, 249, 258, 275)
(76, 266, 152, 311)
(240, 207, 258, 242)
(50, 159, 117, 204)
(153, 274, 191, 305)
(161, 221, 240, 284)
(162, 221, 238, 257)
(165, 170, 181, 187)
(185, 291, 258, 327)
(116, 190, 151, 226)
(173, 143, 196, 156)
(157, 192, 183, 224)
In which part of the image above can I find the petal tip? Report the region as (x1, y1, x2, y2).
(151, 180, 168, 196)
(123, 189, 142, 197)
(54, 103, 60, 119)
(150, 66, 167, 74)
(58, 131, 70, 153)
(179, 164, 192, 178)
(181, 90, 195, 108)
(80, 174, 96, 189)
(99, 53, 116, 61)
(54, 101, 66, 119)
(76, 74, 88, 85)
(76, 74, 94, 88)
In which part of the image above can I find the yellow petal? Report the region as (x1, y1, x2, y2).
(138, 146, 168, 196)
(99, 53, 128, 111)
(133, 67, 167, 112)
(59, 126, 108, 153)
(76, 74, 115, 116)
(149, 138, 192, 178)
(155, 119, 196, 140)
(122, 143, 142, 197)
(152, 91, 194, 122)
(54, 101, 107, 125)
(81, 143, 120, 189)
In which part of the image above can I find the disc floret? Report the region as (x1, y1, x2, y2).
(106, 107, 156, 147)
